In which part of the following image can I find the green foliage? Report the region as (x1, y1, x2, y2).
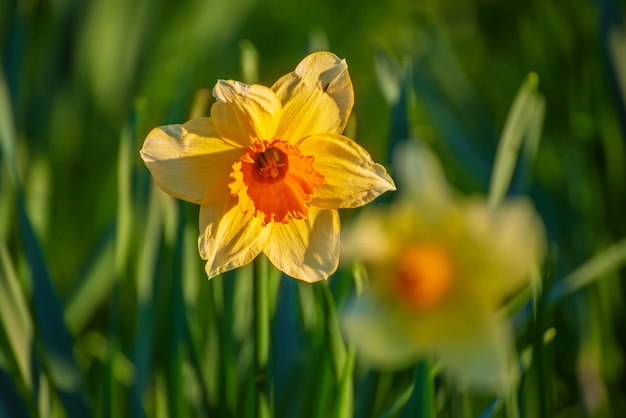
(1, 0, 626, 417)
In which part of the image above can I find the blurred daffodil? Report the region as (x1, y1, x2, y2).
(141, 52, 395, 282)
(342, 142, 545, 391)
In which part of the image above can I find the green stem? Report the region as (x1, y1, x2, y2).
(411, 359, 434, 418)
(253, 255, 270, 418)
(320, 282, 354, 418)
(506, 389, 520, 418)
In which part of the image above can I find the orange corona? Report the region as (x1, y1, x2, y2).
(229, 139, 325, 225)
(393, 244, 453, 310)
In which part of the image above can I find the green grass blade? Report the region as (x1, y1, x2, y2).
(64, 226, 115, 334)
(608, 17, 626, 107)
(548, 238, 626, 304)
(522, 95, 545, 172)
(0, 241, 33, 389)
(155, 371, 169, 418)
(374, 48, 404, 106)
(0, 368, 31, 418)
(37, 373, 53, 418)
(115, 112, 135, 279)
(525, 278, 551, 418)
(188, 267, 222, 410)
(103, 103, 140, 418)
(0, 69, 18, 186)
(488, 73, 542, 207)
(298, 281, 319, 331)
(130, 184, 163, 418)
(387, 56, 414, 166)
(378, 380, 414, 418)
(333, 347, 355, 418)
(405, 360, 435, 418)
(320, 282, 354, 417)
(189, 88, 212, 121)
(321, 282, 346, 382)
(506, 384, 521, 418)
(183, 316, 213, 415)
(167, 201, 188, 418)
(240, 40, 259, 84)
(17, 195, 91, 417)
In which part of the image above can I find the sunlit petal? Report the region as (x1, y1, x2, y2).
(272, 52, 353, 142)
(140, 118, 242, 204)
(141, 52, 392, 284)
(264, 208, 339, 282)
(198, 195, 271, 279)
(211, 80, 282, 146)
(298, 134, 395, 209)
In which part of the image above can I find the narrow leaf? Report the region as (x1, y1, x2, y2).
(18, 195, 91, 417)
(0, 368, 31, 418)
(0, 70, 18, 185)
(0, 241, 33, 388)
(240, 40, 259, 85)
(548, 238, 626, 304)
(488, 73, 543, 207)
(130, 184, 163, 418)
(64, 226, 115, 334)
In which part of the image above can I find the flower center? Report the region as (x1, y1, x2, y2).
(229, 139, 325, 225)
(256, 148, 285, 178)
(393, 244, 452, 310)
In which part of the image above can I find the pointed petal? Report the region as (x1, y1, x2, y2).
(272, 52, 353, 141)
(140, 117, 242, 204)
(464, 198, 546, 300)
(211, 80, 282, 146)
(264, 208, 339, 282)
(342, 294, 422, 369)
(298, 134, 395, 209)
(392, 291, 517, 391)
(434, 313, 517, 392)
(198, 195, 271, 279)
(393, 141, 452, 211)
(341, 207, 392, 262)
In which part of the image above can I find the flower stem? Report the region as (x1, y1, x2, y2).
(411, 358, 434, 418)
(320, 282, 354, 417)
(253, 255, 270, 418)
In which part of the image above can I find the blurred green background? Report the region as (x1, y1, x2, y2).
(1, 0, 626, 417)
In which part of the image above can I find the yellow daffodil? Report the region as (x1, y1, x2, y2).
(342, 142, 545, 391)
(140, 52, 395, 282)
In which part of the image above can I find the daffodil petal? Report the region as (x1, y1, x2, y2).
(211, 80, 282, 146)
(198, 195, 271, 279)
(395, 292, 516, 391)
(263, 207, 339, 282)
(342, 294, 423, 369)
(393, 141, 451, 211)
(298, 134, 396, 209)
(140, 117, 242, 204)
(465, 198, 546, 299)
(434, 313, 517, 392)
(341, 207, 395, 262)
(272, 52, 353, 141)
